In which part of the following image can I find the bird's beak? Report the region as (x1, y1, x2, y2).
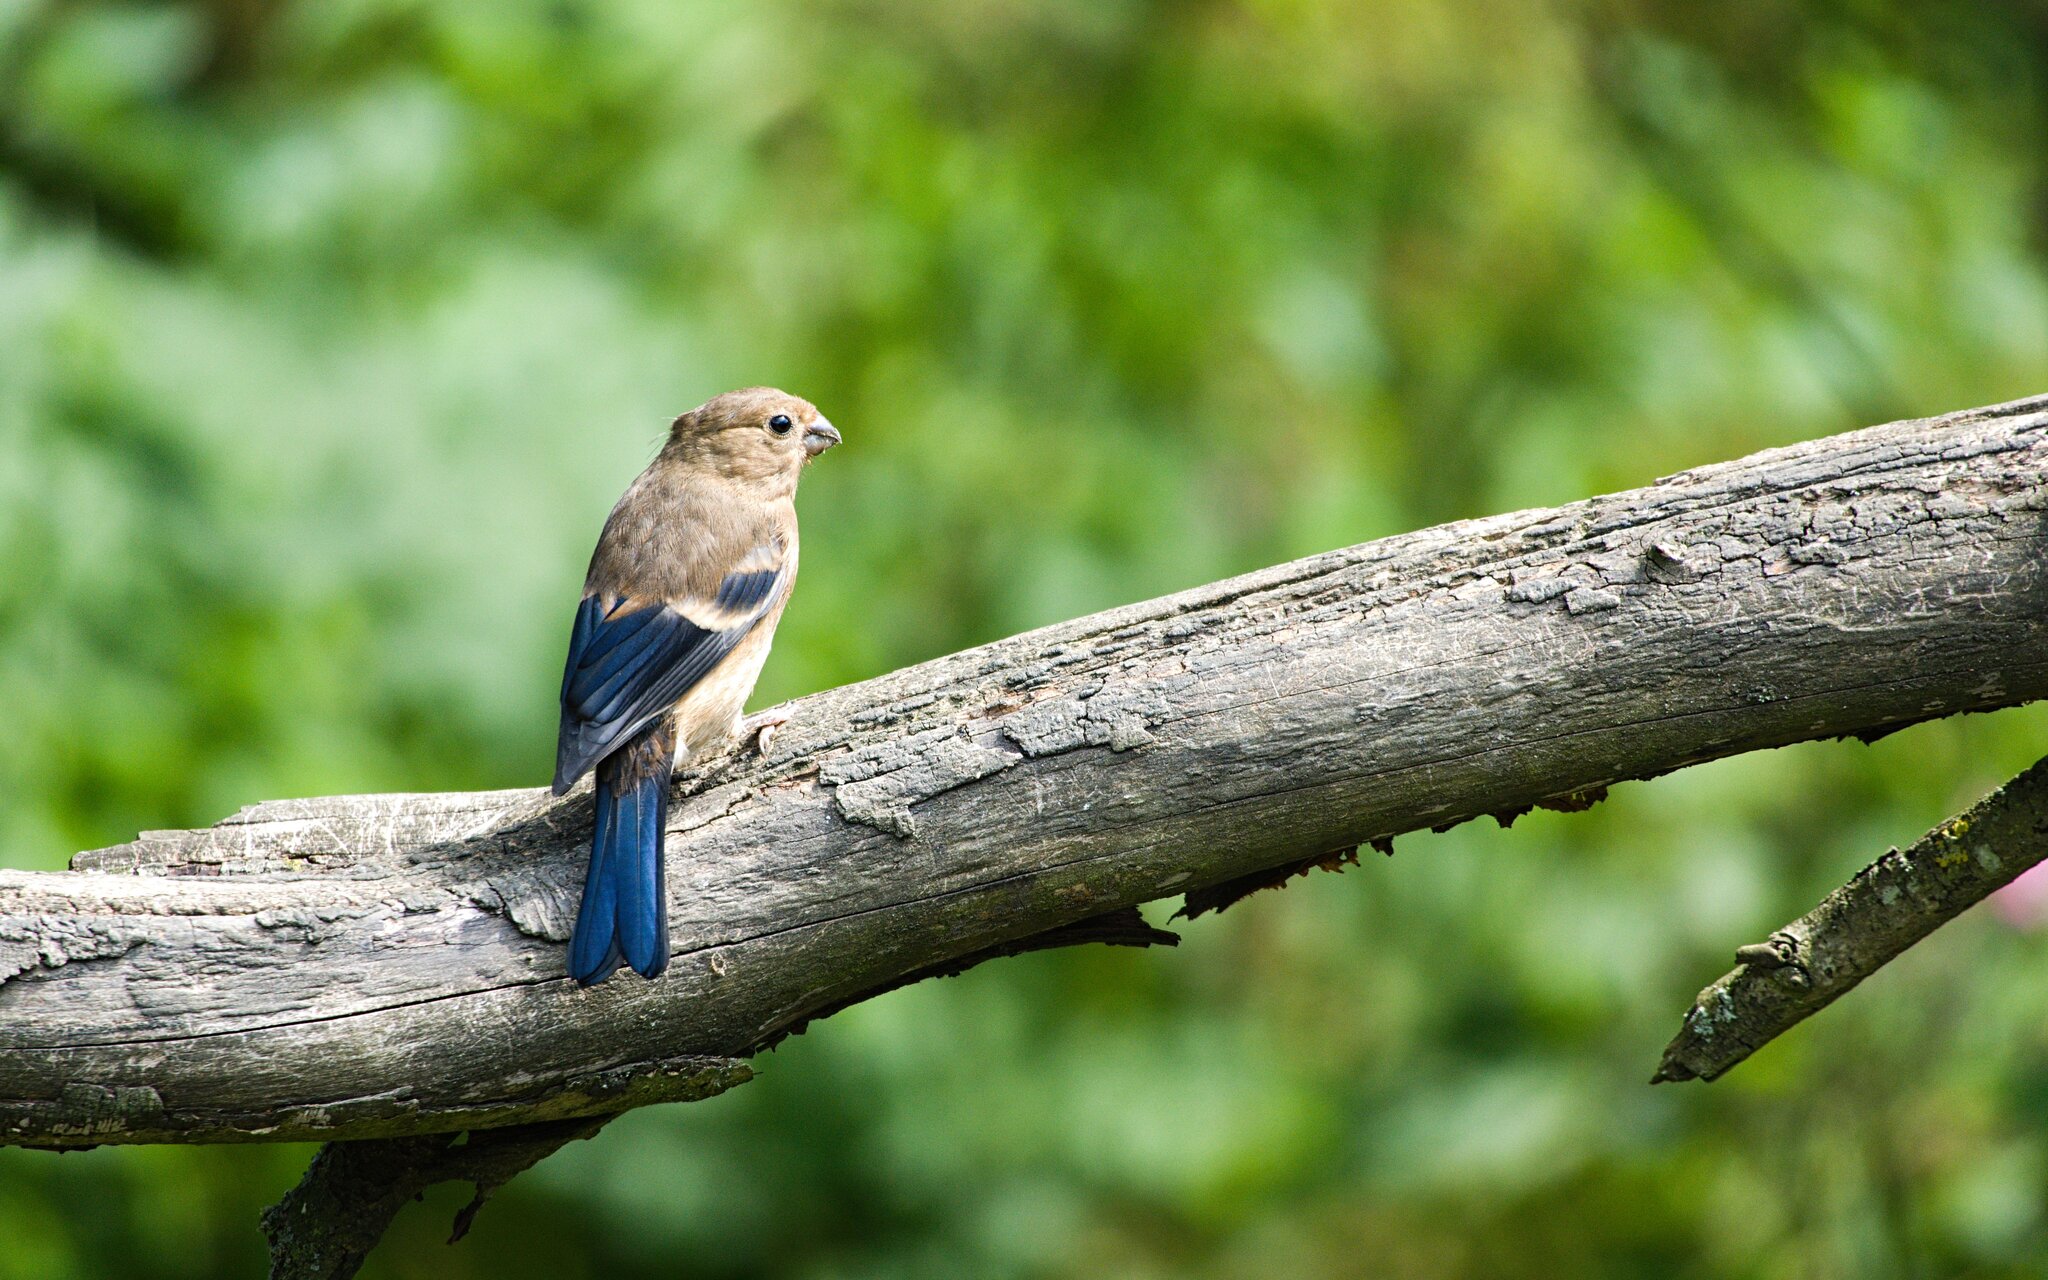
(802, 418, 842, 457)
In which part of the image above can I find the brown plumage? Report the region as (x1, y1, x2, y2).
(554, 387, 839, 983)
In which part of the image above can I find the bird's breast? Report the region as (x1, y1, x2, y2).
(672, 605, 784, 758)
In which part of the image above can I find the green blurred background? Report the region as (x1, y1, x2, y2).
(4, 1, 2048, 1276)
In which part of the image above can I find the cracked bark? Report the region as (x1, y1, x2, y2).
(257, 908, 1169, 1279)
(2, 394, 2046, 1158)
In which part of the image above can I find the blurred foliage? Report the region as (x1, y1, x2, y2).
(3, 0, 2048, 1276)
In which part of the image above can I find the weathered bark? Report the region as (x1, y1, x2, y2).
(1655, 755, 2048, 1084)
(260, 1115, 629, 1280)
(3, 395, 2045, 1149)
(260, 911, 1172, 1280)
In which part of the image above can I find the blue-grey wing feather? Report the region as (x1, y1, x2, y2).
(552, 565, 785, 794)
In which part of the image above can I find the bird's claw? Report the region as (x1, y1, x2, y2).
(738, 710, 790, 756)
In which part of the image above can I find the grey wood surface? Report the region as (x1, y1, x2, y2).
(4, 395, 2045, 1148)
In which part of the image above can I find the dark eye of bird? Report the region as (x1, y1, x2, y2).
(768, 414, 794, 435)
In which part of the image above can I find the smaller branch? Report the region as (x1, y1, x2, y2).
(261, 1059, 749, 1280)
(1655, 756, 2048, 1085)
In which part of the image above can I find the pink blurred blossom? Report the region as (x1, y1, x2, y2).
(1992, 861, 2048, 929)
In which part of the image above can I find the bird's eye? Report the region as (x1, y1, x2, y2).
(768, 414, 794, 435)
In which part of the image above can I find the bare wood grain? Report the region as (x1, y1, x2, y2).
(4, 395, 2046, 1148)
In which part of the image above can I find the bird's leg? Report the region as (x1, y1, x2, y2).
(737, 709, 790, 756)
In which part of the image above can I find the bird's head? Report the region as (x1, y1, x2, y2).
(667, 387, 840, 492)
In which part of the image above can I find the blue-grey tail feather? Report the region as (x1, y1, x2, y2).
(568, 743, 671, 985)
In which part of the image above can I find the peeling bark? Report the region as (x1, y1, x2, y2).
(2, 395, 2045, 1147)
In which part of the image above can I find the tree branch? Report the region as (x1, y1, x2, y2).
(259, 910, 1172, 1280)
(1654, 755, 2048, 1084)
(260, 1112, 636, 1280)
(2, 393, 2045, 1153)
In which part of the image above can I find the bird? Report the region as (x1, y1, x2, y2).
(551, 387, 840, 985)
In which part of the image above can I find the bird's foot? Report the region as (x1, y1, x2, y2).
(738, 710, 790, 756)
